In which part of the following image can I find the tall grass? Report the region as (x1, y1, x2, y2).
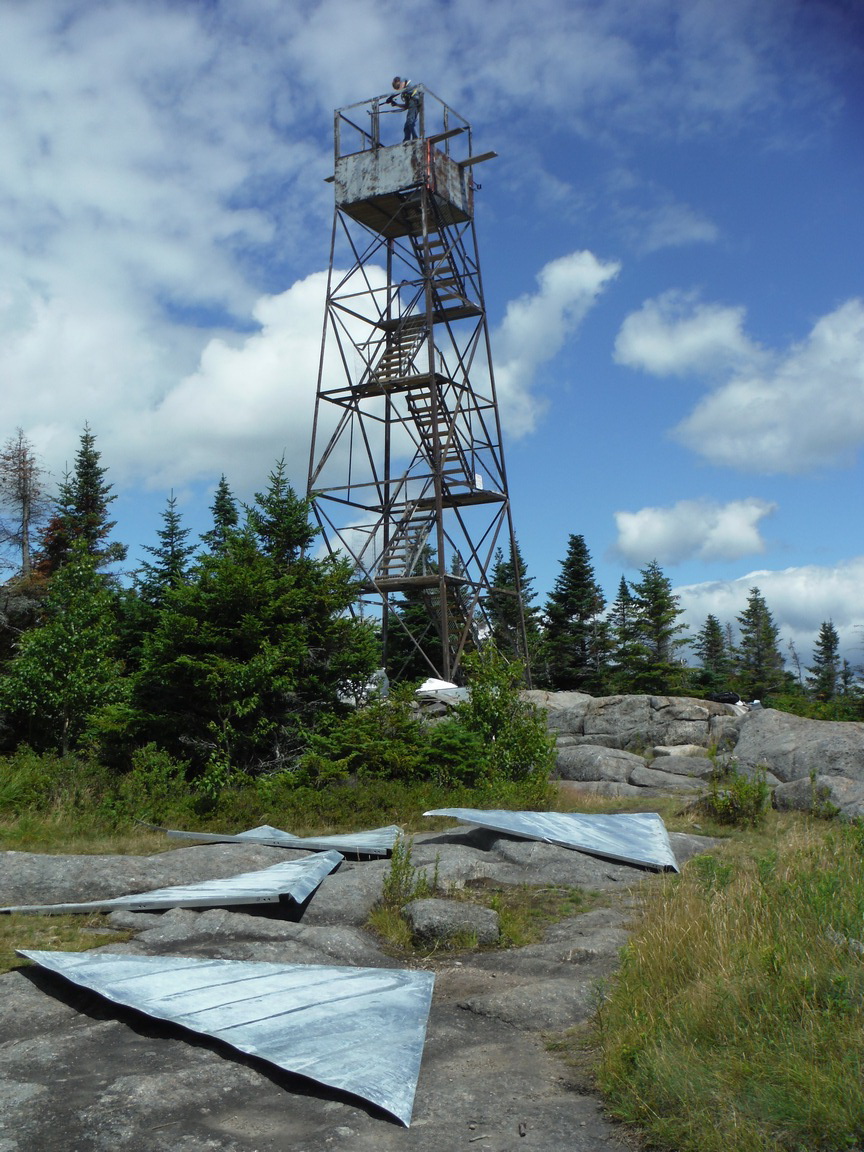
(0, 744, 554, 854)
(595, 817, 864, 1151)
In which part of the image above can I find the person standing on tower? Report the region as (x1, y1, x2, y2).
(387, 77, 422, 141)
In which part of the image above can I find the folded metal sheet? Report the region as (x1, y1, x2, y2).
(424, 808, 679, 872)
(1, 850, 343, 915)
(18, 950, 434, 1126)
(162, 823, 401, 857)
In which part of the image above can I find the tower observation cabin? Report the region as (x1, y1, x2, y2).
(307, 87, 528, 683)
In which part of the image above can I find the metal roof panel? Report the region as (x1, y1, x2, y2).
(18, 951, 434, 1126)
(424, 808, 679, 872)
(2, 850, 343, 915)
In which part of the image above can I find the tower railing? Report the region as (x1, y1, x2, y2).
(334, 88, 472, 160)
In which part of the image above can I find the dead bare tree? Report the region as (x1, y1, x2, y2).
(0, 428, 50, 578)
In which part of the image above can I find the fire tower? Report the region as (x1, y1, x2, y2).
(307, 88, 527, 682)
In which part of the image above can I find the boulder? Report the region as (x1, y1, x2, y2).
(402, 897, 500, 946)
(773, 775, 864, 820)
(522, 690, 592, 736)
(733, 708, 864, 784)
(580, 695, 735, 753)
(554, 745, 645, 783)
(628, 765, 705, 793)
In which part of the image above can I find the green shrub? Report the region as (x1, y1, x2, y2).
(380, 834, 438, 908)
(456, 648, 556, 786)
(0, 746, 112, 815)
(115, 744, 192, 824)
(298, 687, 427, 783)
(698, 760, 770, 828)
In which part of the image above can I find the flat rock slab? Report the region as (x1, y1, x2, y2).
(0, 824, 721, 1151)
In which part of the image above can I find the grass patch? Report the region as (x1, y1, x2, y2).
(366, 832, 594, 957)
(1, 912, 133, 975)
(480, 880, 592, 948)
(593, 816, 864, 1152)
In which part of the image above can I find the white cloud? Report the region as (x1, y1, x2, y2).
(614, 498, 776, 566)
(494, 251, 620, 435)
(674, 298, 864, 473)
(614, 290, 762, 377)
(676, 558, 864, 666)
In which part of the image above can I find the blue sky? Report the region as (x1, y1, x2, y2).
(1, 0, 862, 668)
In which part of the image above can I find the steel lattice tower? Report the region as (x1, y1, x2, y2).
(307, 89, 527, 682)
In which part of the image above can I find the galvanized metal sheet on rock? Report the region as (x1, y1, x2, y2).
(425, 808, 679, 872)
(162, 823, 401, 857)
(1, 850, 343, 915)
(18, 950, 434, 1126)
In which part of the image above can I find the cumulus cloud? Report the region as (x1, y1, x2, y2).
(614, 498, 776, 566)
(614, 290, 762, 377)
(494, 251, 621, 435)
(675, 558, 864, 665)
(673, 299, 864, 473)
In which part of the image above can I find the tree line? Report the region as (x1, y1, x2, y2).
(487, 534, 862, 713)
(0, 428, 860, 776)
(0, 426, 380, 770)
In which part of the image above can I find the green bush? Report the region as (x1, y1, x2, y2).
(698, 760, 770, 828)
(0, 746, 112, 815)
(455, 648, 556, 786)
(297, 687, 427, 784)
(115, 744, 192, 824)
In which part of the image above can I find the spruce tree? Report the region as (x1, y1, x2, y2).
(542, 534, 607, 693)
(138, 492, 196, 605)
(486, 540, 542, 671)
(622, 560, 689, 694)
(807, 621, 841, 702)
(385, 544, 443, 683)
(734, 587, 786, 701)
(607, 575, 644, 693)
(246, 457, 317, 565)
(201, 474, 239, 554)
(131, 464, 377, 773)
(37, 425, 127, 574)
(693, 613, 732, 696)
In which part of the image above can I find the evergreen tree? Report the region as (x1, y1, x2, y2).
(807, 621, 841, 702)
(622, 560, 689, 694)
(693, 613, 732, 695)
(385, 544, 445, 683)
(607, 574, 644, 693)
(486, 540, 543, 671)
(246, 458, 317, 565)
(131, 467, 377, 773)
(201, 474, 239, 554)
(37, 425, 127, 574)
(733, 587, 786, 701)
(0, 543, 126, 753)
(137, 492, 196, 605)
(541, 534, 607, 693)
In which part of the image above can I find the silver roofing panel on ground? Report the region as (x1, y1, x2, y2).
(18, 950, 434, 1126)
(162, 823, 401, 857)
(425, 808, 679, 872)
(1, 850, 343, 915)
